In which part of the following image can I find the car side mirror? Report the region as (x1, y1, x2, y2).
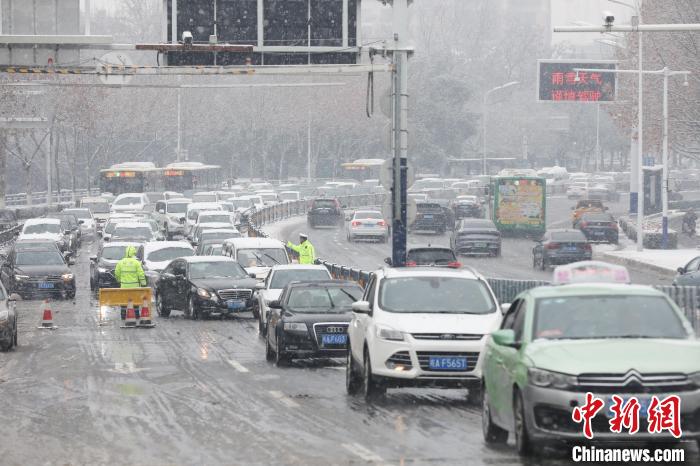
(78, 220, 85, 225)
(179, 217, 186, 223)
(248, 273, 257, 279)
(68, 257, 77, 266)
(384, 257, 393, 266)
(345, 215, 352, 221)
(352, 301, 371, 314)
(677, 267, 686, 275)
(103, 236, 110, 242)
(268, 300, 281, 309)
(491, 329, 520, 349)
(13, 230, 20, 237)
(159, 209, 165, 214)
(500, 303, 510, 315)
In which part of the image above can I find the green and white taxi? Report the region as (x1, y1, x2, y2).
(481, 261, 700, 455)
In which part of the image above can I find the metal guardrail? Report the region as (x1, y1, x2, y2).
(4, 188, 101, 207)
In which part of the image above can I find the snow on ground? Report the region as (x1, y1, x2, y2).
(602, 248, 700, 273)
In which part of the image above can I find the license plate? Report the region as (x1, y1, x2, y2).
(605, 396, 652, 418)
(363, 224, 375, 228)
(474, 242, 486, 248)
(564, 246, 578, 252)
(38, 282, 54, 289)
(226, 299, 246, 310)
(429, 356, 467, 371)
(321, 334, 347, 346)
(423, 215, 433, 219)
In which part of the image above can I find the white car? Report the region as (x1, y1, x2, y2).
(111, 193, 149, 213)
(185, 202, 223, 237)
(566, 182, 589, 199)
(63, 208, 97, 238)
(18, 218, 67, 251)
(346, 267, 502, 400)
(154, 199, 191, 239)
(346, 210, 389, 243)
(256, 191, 279, 206)
(140, 241, 195, 286)
(221, 237, 290, 282)
(191, 191, 220, 203)
(255, 264, 332, 336)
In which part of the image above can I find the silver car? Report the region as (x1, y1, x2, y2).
(346, 210, 389, 243)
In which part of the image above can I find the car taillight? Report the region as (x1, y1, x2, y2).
(351, 220, 362, 227)
(579, 221, 588, 229)
(406, 261, 417, 266)
(583, 243, 592, 251)
(377, 220, 386, 227)
(545, 242, 560, 250)
(447, 261, 462, 268)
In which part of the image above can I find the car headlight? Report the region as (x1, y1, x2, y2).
(97, 267, 107, 273)
(197, 288, 211, 298)
(689, 371, 700, 388)
(14, 274, 30, 281)
(283, 322, 307, 332)
(0, 310, 9, 321)
(528, 368, 577, 389)
(62, 273, 74, 281)
(376, 325, 404, 341)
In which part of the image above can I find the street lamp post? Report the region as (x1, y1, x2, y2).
(575, 66, 691, 249)
(482, 81, 519, 175)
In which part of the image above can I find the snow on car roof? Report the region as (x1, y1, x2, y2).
(24, 218, 61, 226)
(143, 241, 193, 253)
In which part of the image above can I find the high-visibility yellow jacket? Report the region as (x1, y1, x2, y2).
(114, 245, 147, 288)
(287, 240, 316, 265)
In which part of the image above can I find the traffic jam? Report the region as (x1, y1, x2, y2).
(1, 167, 699, 465)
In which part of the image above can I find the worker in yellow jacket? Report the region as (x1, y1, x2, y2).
(114, 245, 147, 288)
(287, 233, 316, 265)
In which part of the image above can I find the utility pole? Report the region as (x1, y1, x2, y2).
(390, 0, 411, 267)
(307, 108, 312, 183)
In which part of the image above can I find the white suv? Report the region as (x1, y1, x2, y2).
(346, 267, 502, 400)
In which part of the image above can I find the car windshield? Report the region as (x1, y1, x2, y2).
(114, 196, 142, 206)
(205, 245, 223, 255)
(167, 203, 188, 214)
(354, 211, 382, 220)
(16, 250, 64, 266)
(145, 193, 164, 202)
(82, 202, 110, 213)
(313, 200, 336, 208)
(147, 247, 194, 262)
(232, 200, 253, 209)
(101, 246, 129, 261)
(287, 286, 362, 312)
(192, 194, 217, 202)
(533, 295, 689, 340)
(104, 221, 129, 234)
(378, 277, 495, 314)
(23, 223, 61, 235)
(113, 226, 152, 239)
(270, 269, 331, 289)
(406, 249, 455, 265)
(189, 261, 247, 279)
(202, 231, 239, 241)
(237, 248, 288, 267)
(199, 214, 231, 223)
(550, 232, 586, 242)
(65, 209, 91, 219)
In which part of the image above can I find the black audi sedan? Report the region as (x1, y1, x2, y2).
(89, 241, 142, 291)
(265, 280, 364, 365)
(0, 244, 76, 299)
(155, 256, 259, 319)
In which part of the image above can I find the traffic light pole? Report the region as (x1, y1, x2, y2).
(390, 0, 411, 268)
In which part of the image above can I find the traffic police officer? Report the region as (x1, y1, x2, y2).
(114, 245, 147, 288)
(287, 233, 316, 265)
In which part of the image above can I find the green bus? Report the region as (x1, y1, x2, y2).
(490, 176, 546, 237)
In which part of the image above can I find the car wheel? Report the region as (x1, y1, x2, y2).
(66, 290, 76, 300)
(482, 389, 508, 444)
(265, 334, 275, 362)
(0, 338, 11, 351)
(258, 312, 267, 337)
(156, 293, 171, 317)
(275, 335, 290, 367)
(514, 390, 535, 456)
(13, 323, 17, 347)
(532, 256, 538, 269)
(540, 256, 547, 271)
(90, 275, 95, 291)
(252, 300, 260, 319)
(363, 350, 385, 400)
(467, 385, 482, 405)
(346, 347, 362, 395)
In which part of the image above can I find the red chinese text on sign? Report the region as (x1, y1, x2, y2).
(608, 395, 641, 434)
(572, 392, 605, 440)
(647, 395, 682, 438)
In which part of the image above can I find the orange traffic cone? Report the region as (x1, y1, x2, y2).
(121, 299, 137, 328)
(138, 295, 155, 328)
(37, 299, 57, 330)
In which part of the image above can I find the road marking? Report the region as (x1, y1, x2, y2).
(112, 362, 145, 374)
(268, 390, 300, 408)
(227, 359, 249, 373)
(342, 443, 385, 463)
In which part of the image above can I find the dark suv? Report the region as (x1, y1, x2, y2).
(307, 198, 343, 228)
(410, 202, 448, 234)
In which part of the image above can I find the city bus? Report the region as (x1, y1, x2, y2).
(99, 162, 162, 195)
(340, 158, 385, 181)
(490, 176, 546, 237)
(162, 162, 221, 195)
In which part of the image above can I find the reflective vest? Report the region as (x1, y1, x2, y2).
(287, 240, 316, 265)
(114, 257, 147, 288)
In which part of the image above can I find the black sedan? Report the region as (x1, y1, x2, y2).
(450, 218, 501, 257)
(265, 280, 364, 365)
(307, 198, 343, 228)
(452, 197, 483, 220)
(0, 244, 76, 299)
(577, 212, 619, 244)
(156, 256, 259, 319)
(410, 202, 448, 234)
(90, 241, 141, 291)
(532, 229, 592, 270)
(0, 280, 18, 351)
